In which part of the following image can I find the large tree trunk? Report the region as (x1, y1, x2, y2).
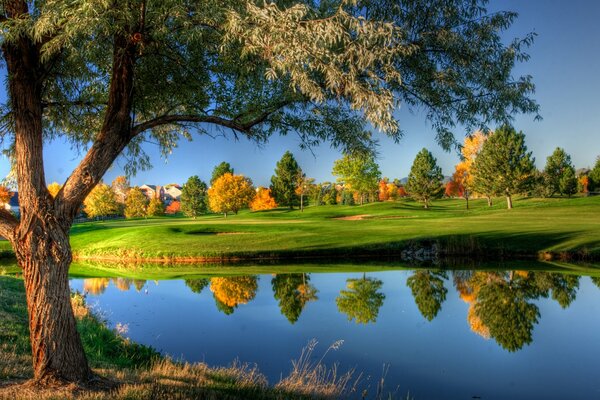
(15, 219, 91, 384)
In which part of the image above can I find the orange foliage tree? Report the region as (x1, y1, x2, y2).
(165, 200, 181, 214)
(0, 186, 13, 205)
(579, 175, 589, 194)
(47, 182, 62, 198)
(378, 179, 390, 201)
(210, 276, 258, 313)
(452, 131, 488, 208)
(250, 187, 278, 211)
(397, 186, 407, 197)
(208, 173, 255, 217)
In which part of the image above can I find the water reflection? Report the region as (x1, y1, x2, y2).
(336, 273, 385, 324)
(81, 269, 593, 352)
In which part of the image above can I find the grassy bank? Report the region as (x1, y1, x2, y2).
(1, 197, 599, 262)
(0, 276, 354, 399)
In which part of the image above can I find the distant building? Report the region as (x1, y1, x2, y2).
(139, 184, 165, 202)
(163, 184, 182, 204)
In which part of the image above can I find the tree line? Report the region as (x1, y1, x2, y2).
(54, 126, 600, 220)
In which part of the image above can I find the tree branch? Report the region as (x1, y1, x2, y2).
(0, 209, 18, 241)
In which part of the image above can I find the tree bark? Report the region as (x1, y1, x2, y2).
(486, 196, 493, 207)
(506, 195, 513, 209)
(15, 222, 92, 384)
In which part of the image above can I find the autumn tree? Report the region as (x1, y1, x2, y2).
(336, 274, 385, 324)
(543, 148, 576, 197)
(407, 270, 448, 321)
(406, 149, 444, 208)
(250, 187, 278, 211)
(271, 151, 301, 209)
(210, 276, 258, 314)
(146, 198, 165, 217)
(83, 183, 119, 218)
(210, 162, 234, 186)
(332, 152, 381, 205)
(378, 178, 390, 201)
(0, 186, 13, 206)
(0, 0, 538, 384)
(208, 173, 254, 217)
(451, 131, 487, 208)
(47, 182, 62, 198)
(472, 126, 535, 209)
(124, 187, 148, 219)
(165, 200, 181, 215)
(181, 176, 208, 218)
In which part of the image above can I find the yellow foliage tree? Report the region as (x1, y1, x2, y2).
(83, 278, 110, 295)
(210, 276, 258, 309)
(208, 173, 254, 217)
(250, 187, 278, 211)
(0, 186, 13, 205)
(452, 131, 488, 208)
(84, 183, 120, 218)
(47, 182, 62, 198)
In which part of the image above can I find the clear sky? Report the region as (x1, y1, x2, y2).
(1, 0, 599, 188)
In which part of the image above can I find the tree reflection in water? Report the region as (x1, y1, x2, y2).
(336, 273, 385, 324)
(272, 273, 318, 324)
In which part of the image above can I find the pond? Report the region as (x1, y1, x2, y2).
(69, 264, 600, 399)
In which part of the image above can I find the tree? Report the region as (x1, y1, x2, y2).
(124, 187, 148, 219)
(336, 274, 385, 324)
(111, 176, 130, 204)
(0, 0, 538, 384)
(272, 273, 317, 324)
(211, 162, 234, 186)
(589, 158, 600, 191)
(378, 178, 390, 201)
(47, 182, 62, 198)
(332, 152, 381, 205)
(250, 187, 278, 211)
(406, 149, 444, 208)
(472, 126, 535, 209)
(295, 173, 315, 212)
(181, 176, 208, 218)
(407, 270, 448, 321)
(0, 186, 13, 205)
(559, 166, 578, 198)
(210, 276, 258, 314)
(543, 148, 575, 197)
(452, 131, 488, 208)
(83, 183, 119, 218)
(165, 200, 181, 215)
(208, 173, 254, 217)
(146, 198, 165, 217)
(270, 151, 301, 209)
(185, 279, 210, 294)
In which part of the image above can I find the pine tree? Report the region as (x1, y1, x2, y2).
(406, 149, 444, 208)
(271, 151, 301, 209)
(589, 158, 600, 192)
(559, 166, 578, 197)
(181, 176, 208, 218)
(472, 126, 536, 209)
(543, 148, 575, 197)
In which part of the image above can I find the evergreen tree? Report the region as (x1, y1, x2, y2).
(543, 148, 575, 197)
(559, 166, 578, 197)
(181, 176, 208, 218)
(272, 274, 317, 324)
(124, 187, 148, 219)
(406, 148, 444, 208)
(210, 162, 234, 186)
(589, 157, 600, 192)
(271, 151, 301, 209)
(472, 126, 535, 209)
(407, 270, 448, 321)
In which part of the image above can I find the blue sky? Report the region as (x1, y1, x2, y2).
(2, 0, 599, 187)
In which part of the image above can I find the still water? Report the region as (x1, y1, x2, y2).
(70, 268, 600, 399)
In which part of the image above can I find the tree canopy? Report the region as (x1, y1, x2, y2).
(181, 176, 208, 218)
(406, 148, 443, 208)
(210, 162, 234, 186)
(270, 151, 301, 209)
(332, 152, 381, 204)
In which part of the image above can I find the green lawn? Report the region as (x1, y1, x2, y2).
(2, 196, 599, 261)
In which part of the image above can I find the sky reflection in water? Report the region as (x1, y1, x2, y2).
(70, 269, 600, 400)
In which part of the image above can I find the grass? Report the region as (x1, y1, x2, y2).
(24, 196, 600, 262)
(0, 276, 358, 400)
